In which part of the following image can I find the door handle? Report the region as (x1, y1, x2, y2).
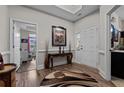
(109, 49, 112, 52)
(80, 45, 83, 50)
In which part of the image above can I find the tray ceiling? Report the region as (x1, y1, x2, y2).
(25, 5, 99, 22)
(56, 5, 82, 14)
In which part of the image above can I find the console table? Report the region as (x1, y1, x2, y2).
(45, 52, 73, 69)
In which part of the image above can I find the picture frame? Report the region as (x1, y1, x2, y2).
(52, 26, 66, 46)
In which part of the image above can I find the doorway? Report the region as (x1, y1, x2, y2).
(106, 5, 124, 86)
(10, 19, 37, 72)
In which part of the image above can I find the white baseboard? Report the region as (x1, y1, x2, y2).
(16, 65, 21, 71)
(36, 65, 44, 70)
(99, 68, 106, 79)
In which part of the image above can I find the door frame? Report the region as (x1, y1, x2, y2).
(10, 18, 38, 70)
(106, 5, 121, 80)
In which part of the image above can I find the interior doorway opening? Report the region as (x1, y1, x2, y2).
(107, 5, 124, 86)
(10, 19, 37, 73)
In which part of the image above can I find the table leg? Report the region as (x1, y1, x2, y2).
(45, 55, 49, 69)
(67, 55, 70, 64)
(50, 56, 53, 69)
(67, 54, 73, 64)
(70, 54, 73, 64)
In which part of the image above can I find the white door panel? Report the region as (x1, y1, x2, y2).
(77, 26, 98, 68)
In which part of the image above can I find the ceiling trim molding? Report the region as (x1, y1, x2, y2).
(23, 5, 99, 23)
(23, 5, 73, 23)
(55, 5, 82, 15)
(74, 8, 99, 22)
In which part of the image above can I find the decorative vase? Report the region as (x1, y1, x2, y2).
(0, 53, 4, 70)
(44, 40, 49, 69)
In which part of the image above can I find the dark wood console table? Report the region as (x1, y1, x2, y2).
(45, 52, 73, 69)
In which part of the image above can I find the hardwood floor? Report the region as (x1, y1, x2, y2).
(112, 76, 124, 87)
(17, 59, 36, 73)
(16, 63, 115, 87)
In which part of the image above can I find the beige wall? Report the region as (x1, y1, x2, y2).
(8, 6, 74, 69)
(0, 5, 115, 80)
(74, 11, 100, 33)
(8, 6, 74, 50)
(0, 6, 9, 63)
(0, 6, 9, 52)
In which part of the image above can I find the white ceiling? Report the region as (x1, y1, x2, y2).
(24, 5, 99, 22)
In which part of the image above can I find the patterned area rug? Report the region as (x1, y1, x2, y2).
(40, 70, 99, 87)
(39, 63, 115, 87)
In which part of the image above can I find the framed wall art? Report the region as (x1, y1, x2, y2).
(52, 26, 66, 46)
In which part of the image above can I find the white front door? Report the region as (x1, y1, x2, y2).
(13, 21, 21, 67)
(79, 26, 98, 68)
